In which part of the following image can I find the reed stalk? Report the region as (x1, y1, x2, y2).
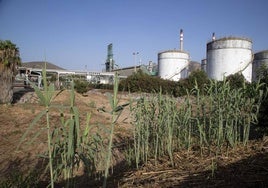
(18, 67, 106, 187)
(29, 68, 55, 187)
(103, 72, 128, 188)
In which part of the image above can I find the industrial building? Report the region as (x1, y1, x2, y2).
(113, 63, 157, 77)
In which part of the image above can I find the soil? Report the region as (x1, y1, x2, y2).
(1, 88, 268, 187)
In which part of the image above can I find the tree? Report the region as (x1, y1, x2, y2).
(0, 40, 21, 103)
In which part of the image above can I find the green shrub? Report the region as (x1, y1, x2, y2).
(74, 80, 89, 94)
(172, 70, 209, 97)
(188, 70, 209, 87)
(88, 83, 114, 90)
(119, 70, 158, 92)
(119, 70, 179, 95)
(226, 73, 246, 89)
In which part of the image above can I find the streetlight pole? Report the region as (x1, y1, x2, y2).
(133, 52, 139, 73)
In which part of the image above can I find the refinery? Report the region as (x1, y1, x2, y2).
(106, 29, 268, 82)
(17, 29, 268, 86)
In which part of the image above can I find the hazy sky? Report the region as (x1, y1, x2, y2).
(0, 0, 267, 71)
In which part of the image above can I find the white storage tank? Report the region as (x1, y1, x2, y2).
(252, 50, 268, 81)
(158, 50, 189, 81)
(206, 37, 253, 82)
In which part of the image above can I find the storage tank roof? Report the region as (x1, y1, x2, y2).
(207, 36, 252, 44)
(158, 49, 189, 54)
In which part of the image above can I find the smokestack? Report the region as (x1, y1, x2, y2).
(180, 29, 184, 51)
(212, 32, 216, 41)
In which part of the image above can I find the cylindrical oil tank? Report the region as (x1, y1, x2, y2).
(158, 50, 189, 81)
(252, 50, 268, 81)
(201, 59, 207, 72)
(206, 37, 253, 82)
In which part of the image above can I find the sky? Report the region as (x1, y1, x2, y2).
(0, 0, 267, 71)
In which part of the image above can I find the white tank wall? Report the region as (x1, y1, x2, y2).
(252, 50, 268, 81)
(158, 50, 189, 81)
(206, 37, 253, 82)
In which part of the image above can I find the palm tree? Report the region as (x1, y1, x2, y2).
(0, 40, 21, 103)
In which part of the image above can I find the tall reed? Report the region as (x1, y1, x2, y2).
(130, 91, 180, 167)
(127, 79, 264, 168)
(102, 72, 129, 188)
(31, 68, 55, 187)
(50, 82, 104, 187)
(18, 68, 105, 187)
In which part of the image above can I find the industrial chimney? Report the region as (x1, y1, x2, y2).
(180, 29, 183, 51)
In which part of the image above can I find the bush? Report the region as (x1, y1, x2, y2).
(119, 70, 210, 97)
(74, 80, 89, 94)
(226, 73, 246, 89)
(173, 70, 210, 97)
(188, 70, 210, 87)
(119, 70, 165, 93)
(90, 83, 114, 90)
